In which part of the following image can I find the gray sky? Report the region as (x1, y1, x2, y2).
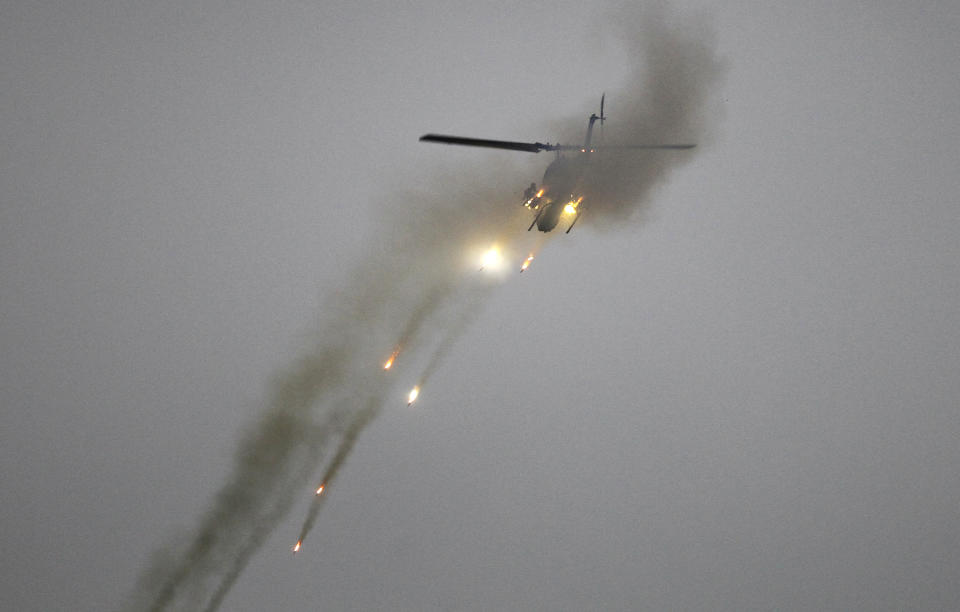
(3, 1, 959, 610)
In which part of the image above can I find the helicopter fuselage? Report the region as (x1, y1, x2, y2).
(528, 154, 588, 232)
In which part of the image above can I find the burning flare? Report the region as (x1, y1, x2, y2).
(563, 197, 583, 215)
(383, 348, 400, 370)
(520, 254, 534, 272)
(407, 386, 420, 406)
(292, 540, 301, 554)
(315, 484, 324, 496)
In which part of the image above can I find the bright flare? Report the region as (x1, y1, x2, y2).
(383, 349, 399, 370)
(407, 386, 420, 406)
(292, 541, 302, 553)
(520, 254, 534, 272)
(564, 197, 584, 215)
(479, 246, 502, 271)
(315, 484, 324, 496)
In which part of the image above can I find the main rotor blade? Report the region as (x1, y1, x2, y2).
(420, 134, 554, 153)
(420, 134, 695, 153)
(594, 144, 696, 150)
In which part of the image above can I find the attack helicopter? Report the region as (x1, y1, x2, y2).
(420, 96, 695, 233)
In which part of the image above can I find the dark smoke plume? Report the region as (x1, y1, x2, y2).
(294, 397, 382, 546)
(127, 4, 722, 610)
(549, 3, 723, 228)
(126, 154, 526, 612)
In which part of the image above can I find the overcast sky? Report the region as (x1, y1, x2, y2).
(2, 1, 959, 611)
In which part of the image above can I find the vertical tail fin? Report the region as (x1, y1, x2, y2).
(584, 94, 606, 150)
